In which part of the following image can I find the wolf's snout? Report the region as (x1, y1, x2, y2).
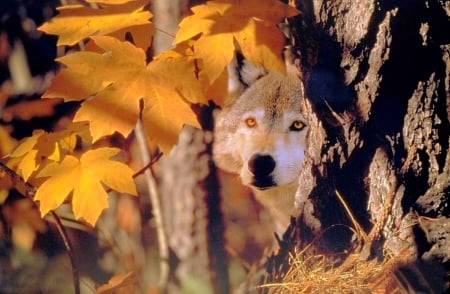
(248, 154, 276, 177)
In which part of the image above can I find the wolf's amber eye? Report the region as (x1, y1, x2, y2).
(245, 117, 257, 128)
(290, 120, 305, 131)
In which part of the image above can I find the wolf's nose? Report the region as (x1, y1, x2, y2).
(248, 154, 275, 177)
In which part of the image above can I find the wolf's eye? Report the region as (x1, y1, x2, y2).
(245, 117, 257, 128)
(290, 120, 306, 131)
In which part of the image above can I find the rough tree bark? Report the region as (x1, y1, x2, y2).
(160, 125, 229, 294)
(266, 0, 449, 290)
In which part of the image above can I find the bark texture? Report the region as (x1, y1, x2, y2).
(159, 125, 229, 294)
(266, 0, 450, 286)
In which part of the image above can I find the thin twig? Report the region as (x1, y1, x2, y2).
(132, 151, 163, 179)
(134, 120, 169, 289)
(0, 160, 80, 294)
(154, 27, 176, 39)
(50, 211, 80, 294)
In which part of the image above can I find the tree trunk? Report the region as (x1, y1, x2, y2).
(266, 0, 449, 288)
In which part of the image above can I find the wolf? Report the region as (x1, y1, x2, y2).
(213, 54, 308, 233)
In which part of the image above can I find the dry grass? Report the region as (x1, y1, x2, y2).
(259, 190, 414, 293)
(259, 248, 412, 293)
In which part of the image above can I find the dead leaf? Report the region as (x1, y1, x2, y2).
(97, 271, 137, 294)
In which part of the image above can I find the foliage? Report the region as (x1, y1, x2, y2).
(174, 0, 298, 83)
(0, 1, 299, 292)
(39, 0, 153, 48)
(1, 0, 298, 237)
(34, 147, 137, 224)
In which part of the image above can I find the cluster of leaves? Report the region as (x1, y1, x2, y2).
(1, 0, 298, 226)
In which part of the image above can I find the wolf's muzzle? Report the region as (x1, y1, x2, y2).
(249, 154, 277, 188)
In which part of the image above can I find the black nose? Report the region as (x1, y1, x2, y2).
(248, 154, 276, 177)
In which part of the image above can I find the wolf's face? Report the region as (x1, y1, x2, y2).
(213, 63, 307, 191)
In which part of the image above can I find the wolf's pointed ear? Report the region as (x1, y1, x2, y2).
(284, 46, 303, 81)
(227, 52, 267, 99)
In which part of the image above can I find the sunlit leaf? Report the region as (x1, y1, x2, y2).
(8, 122, 91, 181)
(45, 36, 202, 153)
(86, 0, 136, 4)
(35, 147, 137, 225)
(174, 0, 299, 84)
(39, 0, 153, 46)
(10, 131, 45, 180)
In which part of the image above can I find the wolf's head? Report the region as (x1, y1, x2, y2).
(213, 56, 307, 191)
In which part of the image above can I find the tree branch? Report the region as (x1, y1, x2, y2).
(0, 161, 35, 197)
(132, 151, 162, 179)
(134, 120, 169, 289)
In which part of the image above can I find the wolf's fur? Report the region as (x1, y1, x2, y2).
(213, 57, 307, 232)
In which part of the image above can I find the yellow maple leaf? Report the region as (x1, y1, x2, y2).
(174, 0, 299, 84)
(9, 130, 46, 181)
(154, 40, 228, 106)
(104, 23, 154, 51)
(44, 36, 202, 153)
(35, 147, 137, 225)
(39, 0, 153, 46)
(8, 122, 91, 181)
(86, 0, 135, 4)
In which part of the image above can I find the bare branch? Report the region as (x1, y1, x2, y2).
(134, 120, 169, 289)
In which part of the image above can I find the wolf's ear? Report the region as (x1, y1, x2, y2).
(227, 52, 267, 98)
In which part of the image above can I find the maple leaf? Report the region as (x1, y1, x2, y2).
(154, 41, 227, 106)
(8, 122, 91, 181)
(9, 130, 54, 181)
(86, 0, 134, 4)
(174, 0, 299, 84)
(39, 0, 153, 46)
(97, 272, 136, 294)
(44, 36, 202, 153)
(34, 147, 137, 225)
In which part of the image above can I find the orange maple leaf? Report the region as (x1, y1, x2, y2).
(39, 0, 153, 47)
(174, 0, 299, 84)
(34, 147, 137, 225)
(44, 36, 202, 153)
